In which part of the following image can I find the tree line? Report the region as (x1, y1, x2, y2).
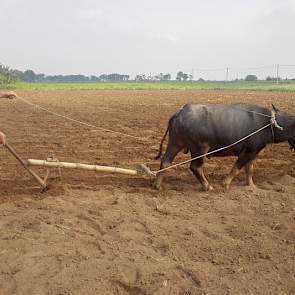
(0, 64, 174, 83)
(1, 63, 294, 84)
(0, 65, 131, 83)
(0, 64, 177, 83)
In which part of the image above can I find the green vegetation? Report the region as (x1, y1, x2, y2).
(1, 81, 295, 92)
(1, 62, 295, 92)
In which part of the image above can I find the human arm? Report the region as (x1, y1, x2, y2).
(0, 91, 17, 99)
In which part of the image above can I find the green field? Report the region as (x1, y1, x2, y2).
(1, 81, 295, 92)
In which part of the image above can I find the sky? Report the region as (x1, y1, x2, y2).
(1, 0, 295, 80)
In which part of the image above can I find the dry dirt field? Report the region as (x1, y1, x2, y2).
(0, 90, 294, 295)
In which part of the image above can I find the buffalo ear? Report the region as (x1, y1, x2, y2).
(272, 104, 279, 112)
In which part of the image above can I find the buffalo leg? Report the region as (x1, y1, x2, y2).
(190, 144, 213, 191)
(224, 151, 257, 190)
(223, 162, 242, 190)
(245, 160, 255, 187)
(154, 142, 183, 190)
(190, 159, 213, 191)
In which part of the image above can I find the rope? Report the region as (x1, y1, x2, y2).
(17, 96, 147, 142)
(233, 107, 271, 118)
(270, 110, 283, 130)
(152, 122, 273, 175)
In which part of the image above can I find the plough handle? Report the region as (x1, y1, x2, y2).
(5, 143, 48, 191)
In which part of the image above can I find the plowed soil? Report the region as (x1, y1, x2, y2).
(0, 90, 294, 295)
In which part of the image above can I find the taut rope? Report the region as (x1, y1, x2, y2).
(17, 96, 147, 142)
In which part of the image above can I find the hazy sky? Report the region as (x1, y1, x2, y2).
(1, 0, 295, 79)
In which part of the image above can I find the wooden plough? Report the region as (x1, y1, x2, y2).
(5, 143, 154, 192)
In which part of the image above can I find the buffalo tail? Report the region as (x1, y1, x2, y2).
(155, 116, 174, 160)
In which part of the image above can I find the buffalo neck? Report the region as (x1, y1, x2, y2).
(273, 113, 295, 143)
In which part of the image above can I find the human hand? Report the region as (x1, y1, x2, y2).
(0, 91, 17, 99)
(0, 132, 6, 146)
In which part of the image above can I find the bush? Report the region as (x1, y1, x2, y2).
(245, 74, 258, 81)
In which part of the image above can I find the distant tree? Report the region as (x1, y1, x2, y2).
(245, 74, 258, 81)
(90, 75, 99, 82)
(35, 73, 45, 82)
(97, 73, 130, 82)
(154, 73, 164, 81)
(176, 71, 184, 81)
(135, 74, 147, 81)
(98, 74, 108, 82)
(0, 64, 17, 84)
(176, 71, 190, 81)
(198, 78, 205, 82)
(123, 75, 130, 81)
(153, 73, 166, 81)
(0, 73, 6, 84)
(266, 76, 281, 81)
(10, 69, 22, 80)
(22, 70, 36, 82)
(163, 73, 171, 81)
(153, 73, 171, 81)
(182, 73, 189, 81)
(146, 74, 154, 81)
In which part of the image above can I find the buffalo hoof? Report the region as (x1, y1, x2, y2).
(153, 181, 162, 191)
(202, 185, 214, 191)
(223, 182, 230, 190)
(246, 182, 256, 189)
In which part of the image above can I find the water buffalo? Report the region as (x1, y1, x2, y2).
(154, 103, 295, 191)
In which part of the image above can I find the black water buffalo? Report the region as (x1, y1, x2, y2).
(154, 103, 295, 190)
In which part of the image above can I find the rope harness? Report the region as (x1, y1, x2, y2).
(270, 109, 284, 141)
